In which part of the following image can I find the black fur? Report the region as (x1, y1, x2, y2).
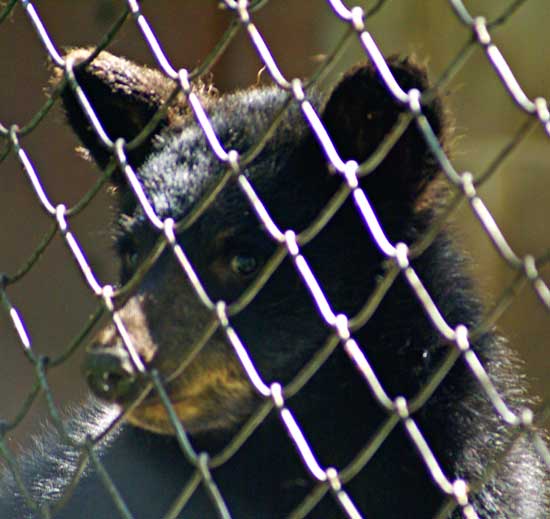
(0, 51, 547, 518)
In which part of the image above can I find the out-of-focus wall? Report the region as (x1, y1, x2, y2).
(1, 0, 548, 447)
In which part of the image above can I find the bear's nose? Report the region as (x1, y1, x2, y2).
(82, 344, 137, 403)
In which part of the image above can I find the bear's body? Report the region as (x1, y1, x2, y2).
(0, 51, 547, 518)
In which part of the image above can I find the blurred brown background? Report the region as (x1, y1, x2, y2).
(0, 0, 548, 448)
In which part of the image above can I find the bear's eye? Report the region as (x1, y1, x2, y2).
(122, 251, 140, 273)
(230, 254, 258, 277)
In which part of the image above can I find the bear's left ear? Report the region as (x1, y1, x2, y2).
(52, 49, 190, 183)
(319, 57, 447, 206)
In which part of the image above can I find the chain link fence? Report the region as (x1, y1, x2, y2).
(1, 0, 549, 517)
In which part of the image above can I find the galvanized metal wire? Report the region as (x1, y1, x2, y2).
(1, 1, 548, 518)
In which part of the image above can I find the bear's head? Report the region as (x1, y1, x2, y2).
(54, 50, 446, 435)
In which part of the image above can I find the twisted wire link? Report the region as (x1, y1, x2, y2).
(449, 0, 550, 137)
(0, 0, 548, 518)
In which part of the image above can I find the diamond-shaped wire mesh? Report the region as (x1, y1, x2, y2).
(1, 1, 549, 518)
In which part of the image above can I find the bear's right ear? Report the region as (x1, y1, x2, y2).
(318, 57, 446, 208)
(52, 50, 187, 183)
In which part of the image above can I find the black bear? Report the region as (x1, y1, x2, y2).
(0, 49, 548, 518)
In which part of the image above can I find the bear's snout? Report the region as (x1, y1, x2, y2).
(83, 342, 138, 403)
